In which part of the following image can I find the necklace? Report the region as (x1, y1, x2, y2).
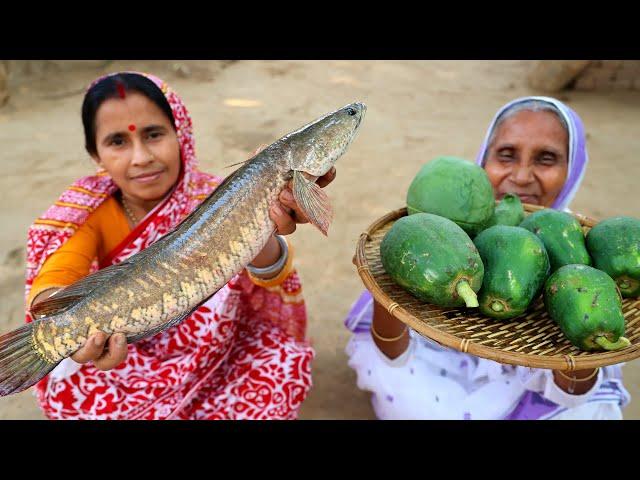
(121, 195, 139, 226)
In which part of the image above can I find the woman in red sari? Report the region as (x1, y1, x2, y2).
(24, 71, 331, 420)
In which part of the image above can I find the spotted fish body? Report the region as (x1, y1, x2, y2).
(32, 160, 285, 363)
(0, 102, 366, 395)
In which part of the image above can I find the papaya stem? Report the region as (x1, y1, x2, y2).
(619, 280, 630, 290)
(491, 301, 504, 312)
(456, 280, 479, 308)
(595, 336, 631, 351)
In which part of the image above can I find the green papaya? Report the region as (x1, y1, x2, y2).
(544, 264, 629, 351)
(484, 193, 525, 229)
(519, 209, 591, 273)
(406, 156, 495, 236)
(380, 213, 484, 308)
(474, 226, 550, 320)
(586, 216, 640, 298)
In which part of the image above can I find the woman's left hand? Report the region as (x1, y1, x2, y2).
(249, 143, 337, 236)
(247, 144, 337, 271)
(270, 167, 337, 235)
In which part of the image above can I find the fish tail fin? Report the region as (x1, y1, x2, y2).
(0, 322, 58, 397)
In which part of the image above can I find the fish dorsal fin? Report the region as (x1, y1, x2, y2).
(30, 260, 134, 318)
(292, 170, 334, 236)
(223, 158, 251, 169)
(223, 143, 269, 170)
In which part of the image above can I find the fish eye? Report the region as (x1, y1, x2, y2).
(347, 107, 357, 116)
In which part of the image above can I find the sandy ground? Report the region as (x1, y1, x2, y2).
(0, 60, 639, 420)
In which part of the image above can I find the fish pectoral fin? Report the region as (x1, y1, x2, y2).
(30, 260, 134, 318)
(292, 170, 334, 236)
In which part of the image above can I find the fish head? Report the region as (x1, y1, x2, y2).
(278, 102, 366, 177)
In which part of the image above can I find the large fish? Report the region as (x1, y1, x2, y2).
(0, 102, 366, 397)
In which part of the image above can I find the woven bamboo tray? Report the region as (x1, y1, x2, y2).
(354, 204, 640, 371)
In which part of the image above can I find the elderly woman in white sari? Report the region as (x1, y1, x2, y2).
(344, 96, 630, 420)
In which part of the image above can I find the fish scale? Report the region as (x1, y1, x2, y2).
(0, 102, 366, 396)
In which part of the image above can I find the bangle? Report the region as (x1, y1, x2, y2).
(246, 243, 295, 288)
(370, 323, 408, 342)
(246, 235, 288, 279)
(557, 368, 600, 383)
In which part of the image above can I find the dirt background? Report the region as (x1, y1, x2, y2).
(0, 60, 638, 419)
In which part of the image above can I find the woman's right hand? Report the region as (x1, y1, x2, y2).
(71, 331, 129, 371)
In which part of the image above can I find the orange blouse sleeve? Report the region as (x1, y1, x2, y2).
(28, 196, 130, 307)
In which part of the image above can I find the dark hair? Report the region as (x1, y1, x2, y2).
(81, 73, 176, 156)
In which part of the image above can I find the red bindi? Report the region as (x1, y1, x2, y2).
(128, 124, 136, 132)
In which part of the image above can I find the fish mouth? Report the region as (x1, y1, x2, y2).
(348, 102, 367, 128)
(356, 103, 366, 128)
